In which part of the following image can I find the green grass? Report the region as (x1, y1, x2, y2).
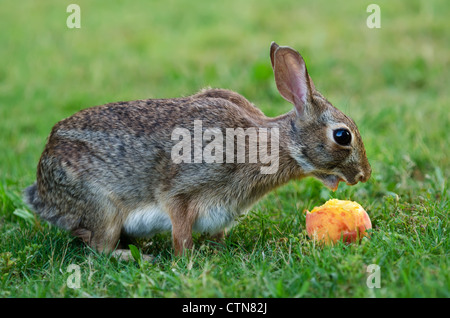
(0, 0, 448, 297)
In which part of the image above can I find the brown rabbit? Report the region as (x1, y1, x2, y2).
(24, 42, 371, 258)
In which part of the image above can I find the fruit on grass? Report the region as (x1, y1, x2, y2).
(305, 199, 372, 245)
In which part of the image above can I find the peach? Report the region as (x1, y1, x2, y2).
(305, 199, 372, 245)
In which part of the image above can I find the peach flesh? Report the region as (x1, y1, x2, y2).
(305, 199, 372, 245)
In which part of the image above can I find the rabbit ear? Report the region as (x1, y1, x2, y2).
(270, 41, 279, 69)
(270, 42, 314, 117)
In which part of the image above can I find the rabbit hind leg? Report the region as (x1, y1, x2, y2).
(71, 220, 122, 253)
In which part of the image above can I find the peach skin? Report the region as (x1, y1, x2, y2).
(306, 199, 372, 245)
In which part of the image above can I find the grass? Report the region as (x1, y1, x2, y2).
(0, 0, 448, 297)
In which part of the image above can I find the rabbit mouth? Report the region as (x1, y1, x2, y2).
(314, 173, 344, 192)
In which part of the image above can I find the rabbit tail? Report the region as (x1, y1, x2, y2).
(24, 182, 45, 215)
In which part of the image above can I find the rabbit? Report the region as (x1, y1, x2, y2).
(24, 42, 371, 258)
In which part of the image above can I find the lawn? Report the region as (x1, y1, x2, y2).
(0, 0, 448, 298)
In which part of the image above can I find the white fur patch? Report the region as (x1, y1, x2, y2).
(122, 204, 238, 238)
(123, 205, 172, 237)
(193, 205, 237, 235)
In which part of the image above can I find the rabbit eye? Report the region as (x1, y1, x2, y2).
(333, 129, 352, 146)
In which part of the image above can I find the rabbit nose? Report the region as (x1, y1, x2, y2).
(355, 171, 368, 183)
